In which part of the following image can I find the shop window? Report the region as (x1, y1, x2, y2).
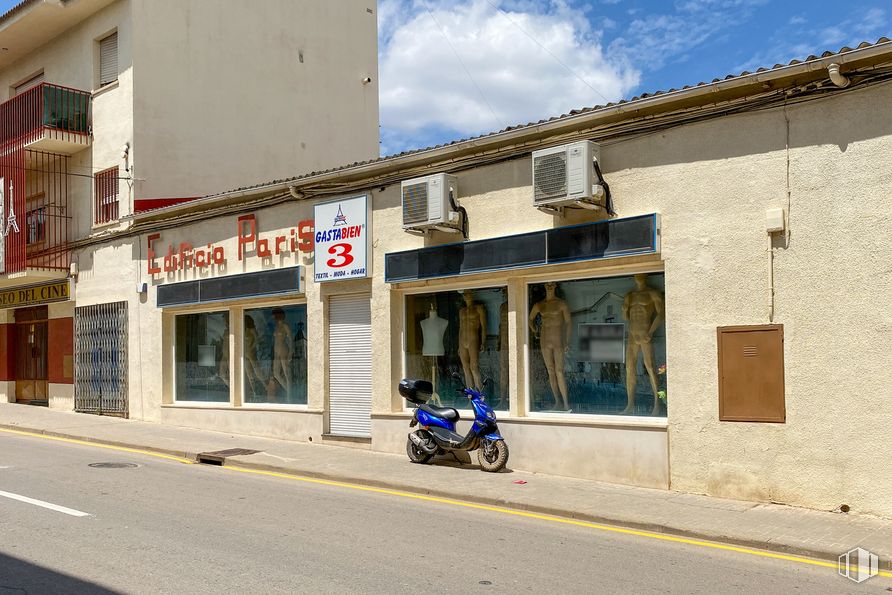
(243, 305, 308, 405)
(405, 287, 508, 410)
(174, 311, 230, 403)
(528, 273, 666, 417)
(95, 167, 119, 224)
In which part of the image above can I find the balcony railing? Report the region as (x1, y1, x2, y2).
(0, 82, 91, 149)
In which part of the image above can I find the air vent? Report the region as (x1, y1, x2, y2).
(402, 181, 429, 225)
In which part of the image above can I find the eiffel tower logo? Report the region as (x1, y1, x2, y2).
(332, 204, 347, 227)
(5, 181, 18, 237)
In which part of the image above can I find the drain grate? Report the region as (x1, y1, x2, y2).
(89, 462, 139, 469)
(196, 448, 261, 465)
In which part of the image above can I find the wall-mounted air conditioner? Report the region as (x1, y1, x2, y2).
(401, 173, 461, 232)
(531, 140, 605, 209)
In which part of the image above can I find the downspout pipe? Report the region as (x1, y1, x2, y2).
(828, 63, 850, 88)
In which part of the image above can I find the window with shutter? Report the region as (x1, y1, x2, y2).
(99, 32, 118, 86)
(15, 72, 44, 95)
(95, 167, 119, 224)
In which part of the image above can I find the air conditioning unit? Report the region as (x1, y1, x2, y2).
(401, 173, 461, 231)
(532, 140, 604, 209)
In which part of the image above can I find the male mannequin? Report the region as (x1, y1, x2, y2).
(243, 316, 262, 398)
(621, 274, 664, 415)
(268, 308, 293, 401)
(498, 300, 509, 407)
(420, 304, 447, 356)
(294, 321, 307, 384)
(458, 290, 486, 389)
(529, 282, 572, 411)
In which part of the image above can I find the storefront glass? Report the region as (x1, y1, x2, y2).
(528, 273, 667, 417)
(243, 305, 308, 405)
(175, 311, 230, 402)
(405, 287, 508, 410)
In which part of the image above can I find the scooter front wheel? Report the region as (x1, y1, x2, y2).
(478, 439, 509, 472)
(406, 436, 433, 464)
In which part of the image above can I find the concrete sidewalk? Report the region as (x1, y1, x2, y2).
(1, 403, 889, 570)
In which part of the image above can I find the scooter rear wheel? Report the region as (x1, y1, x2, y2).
(478, 439, 509, 472)
(406, 437, 433, 464)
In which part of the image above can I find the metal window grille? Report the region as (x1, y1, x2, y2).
(75, 302, 128, 417)
(94, 167, 119, 224)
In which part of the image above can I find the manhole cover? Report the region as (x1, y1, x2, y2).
(88, 462, 139, 469)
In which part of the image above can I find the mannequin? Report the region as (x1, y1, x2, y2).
(420, 304, 447, 356)
(621, 274, 664, 415)
(498, 300, 508, 407)
(529, 282, 571, 411)
(458, 290, 486, 389)
(294, 321, 307, 387)
(420, 304, 448, 405)
(243, 316, 262, 398)
(268, 308, 293, 402)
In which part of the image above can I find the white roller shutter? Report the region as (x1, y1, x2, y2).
(328, 293, 372, 437)
(99, 32, 118, 86)
(15, 72, 44, 95)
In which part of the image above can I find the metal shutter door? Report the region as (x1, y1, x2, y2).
(15, 72, 44, 95)
(328, 293, 372, 437)
(99, 33, 118, 85)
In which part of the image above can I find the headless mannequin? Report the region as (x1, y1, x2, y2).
(268, 309, 293, 402)
(621, 274, 664, 415)
(294, 321, 307, 382)
(420, 305, 447, 356)
(458, 290, 486, 389)
(243, 316, 262, 398)
(498, 300, 508, 407)
(529, 282, 571, 411)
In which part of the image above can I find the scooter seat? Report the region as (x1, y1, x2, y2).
(419, 404, 460, 423)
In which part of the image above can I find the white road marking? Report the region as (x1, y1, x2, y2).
(0, 490, 91, 517)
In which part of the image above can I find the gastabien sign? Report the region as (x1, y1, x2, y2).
(313, 194, 371, 282)
(0, 279, 71, 309)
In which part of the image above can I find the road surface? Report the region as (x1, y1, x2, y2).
(0, 432, 887, 594)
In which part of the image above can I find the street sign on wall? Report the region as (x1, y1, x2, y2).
(313, 194, 371, 282)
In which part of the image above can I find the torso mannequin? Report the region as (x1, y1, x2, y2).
(420, 307, 448, 356)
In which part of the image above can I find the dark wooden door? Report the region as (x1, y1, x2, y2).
(14, 306, 48, 403)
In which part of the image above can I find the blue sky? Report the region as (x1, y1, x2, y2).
(1, 0, 886, 156)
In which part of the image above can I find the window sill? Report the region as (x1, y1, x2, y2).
(161, 402, 322, 414)
(92, 79, 119, 97)
(383, 409, 667, 429)
(163, 402, 233, 409)
(240, 404, 320, 413)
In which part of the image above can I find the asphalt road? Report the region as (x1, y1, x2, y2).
(0, 433, 888, 594)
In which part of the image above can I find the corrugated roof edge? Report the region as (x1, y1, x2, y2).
(0, 0, 43, 26)
(136, 36, 892, 219)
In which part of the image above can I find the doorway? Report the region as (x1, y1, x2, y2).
(13, 306, 48, 404)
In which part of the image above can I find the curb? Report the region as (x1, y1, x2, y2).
(2, 421, 884, 571)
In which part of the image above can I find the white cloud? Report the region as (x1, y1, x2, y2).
(378, 0, 639, 151)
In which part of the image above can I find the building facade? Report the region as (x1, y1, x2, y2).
(0, 0, 380, 408)
(5, 29, 892, 518)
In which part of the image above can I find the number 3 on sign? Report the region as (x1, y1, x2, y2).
(327, 243, 354, 268)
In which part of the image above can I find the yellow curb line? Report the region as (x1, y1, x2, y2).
(223, 464, 892, 579)
(0, 427, 195, 465)
(3, 426, 889, 580)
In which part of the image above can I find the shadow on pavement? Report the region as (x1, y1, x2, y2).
(0, 551, 121, 594)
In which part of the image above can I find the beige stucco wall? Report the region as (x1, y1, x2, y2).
(129, 0, 380, 201)
(71, 80, 892, 515)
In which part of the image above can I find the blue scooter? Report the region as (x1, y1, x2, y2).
(399, 374, 509, 472)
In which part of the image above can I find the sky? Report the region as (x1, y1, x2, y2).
(0, 0, 886, 157)
(377, 0, 888, 155)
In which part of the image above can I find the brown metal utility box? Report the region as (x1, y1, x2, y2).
(717, 325, 785, 422)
